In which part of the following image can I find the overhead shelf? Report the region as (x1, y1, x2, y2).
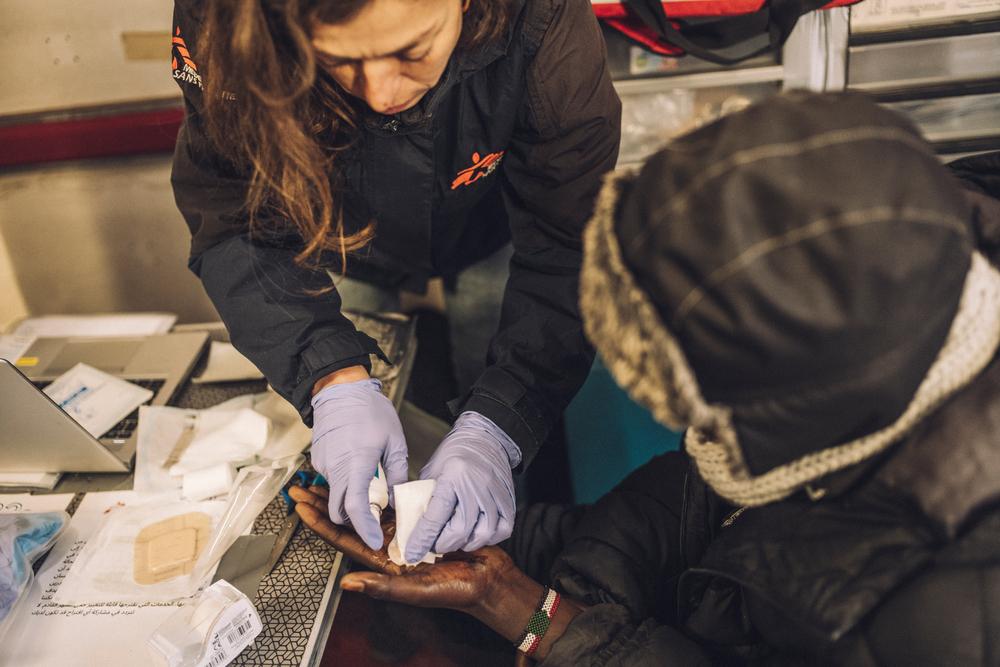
(850, 0, 1000, 37)
(882, 91, 1000, 144)
(613, 64, 785, 94)
(848, 31, 1000, 92)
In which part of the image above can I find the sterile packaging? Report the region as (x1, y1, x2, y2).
(0, 511, 68, 643)
(43, 363, 154, 438)
(169, 408, 270, 477)
(188, 455, 304, 586)
(135, 391, 310, 497)
(54, 498, 227, 604)
(148, 579, 263, 667)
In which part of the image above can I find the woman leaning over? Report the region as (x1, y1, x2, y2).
(169, 0, 621, 560)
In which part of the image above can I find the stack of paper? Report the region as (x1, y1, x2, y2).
(10, 313, 176, 338)
(0, 472, 62, 490)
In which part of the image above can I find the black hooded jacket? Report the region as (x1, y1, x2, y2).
(516, 95, 1000, 665)
(169, 0, 621, 464)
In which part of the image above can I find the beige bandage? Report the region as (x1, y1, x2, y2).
(133, 512, 212, 585)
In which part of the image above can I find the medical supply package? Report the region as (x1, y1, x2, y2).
(53, 498, 227, 604)
(134, 391, 310, 500)
(0, 511, 68, 642)
(148, 579, 263, 667)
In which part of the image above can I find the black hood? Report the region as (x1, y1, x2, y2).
(617, 91, 976, 475)
(586, 91, 978, 483)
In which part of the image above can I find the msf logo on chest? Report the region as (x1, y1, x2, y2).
(451, 150, 505, 190)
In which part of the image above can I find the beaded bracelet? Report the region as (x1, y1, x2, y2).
(515, 587, 561, 656)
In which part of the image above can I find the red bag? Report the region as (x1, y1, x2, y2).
(593, 0, 860, 63)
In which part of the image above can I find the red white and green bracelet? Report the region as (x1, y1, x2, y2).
(515, 587, 561, 656)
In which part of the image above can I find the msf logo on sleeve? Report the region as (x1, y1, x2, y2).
(172, 26, 202, 89)
(451, 150, 505, 190)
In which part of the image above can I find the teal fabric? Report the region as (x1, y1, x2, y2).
(565, 360, 682, 504)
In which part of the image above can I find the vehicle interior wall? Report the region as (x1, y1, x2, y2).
(0, 0, 218, 326)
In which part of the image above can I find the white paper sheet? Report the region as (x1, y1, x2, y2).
(191, 341, 264, 383)
(43, 363, 153, 438)
(11, 313, 177, 338)
(0, 494, 74, 514)
(0, 492, 205, 667)
(0, 473, 62, 490)
(0, 334, 36, 363)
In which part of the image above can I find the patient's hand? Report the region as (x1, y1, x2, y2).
(290, 484, 515, 612)
(291, 484, 584, 660)
(289, 484, 404, 576)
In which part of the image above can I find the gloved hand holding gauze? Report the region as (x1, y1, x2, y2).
(404, 412, 519, 563)
(309, 378, 409, 551)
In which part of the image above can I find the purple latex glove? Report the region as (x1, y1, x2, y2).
(405, 411, 520, 563)
(310, 378, 408, 550)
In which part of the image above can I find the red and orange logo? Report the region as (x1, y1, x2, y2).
(172, 26, 203, 89)
(451, 150, 505, 190)
(171, 27, 197, 72)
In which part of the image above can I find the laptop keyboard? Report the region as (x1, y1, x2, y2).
(33, 378, 165, 441)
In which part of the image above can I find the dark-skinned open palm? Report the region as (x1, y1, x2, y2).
(289, 484, 516, 612)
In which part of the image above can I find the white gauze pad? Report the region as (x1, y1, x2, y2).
(182, 463, 237, 501)
(387, 479, 441, 566)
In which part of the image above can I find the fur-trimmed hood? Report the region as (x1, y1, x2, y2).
(580, 91, 1000, 506)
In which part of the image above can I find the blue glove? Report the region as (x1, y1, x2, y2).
(310, 378, 408, 550)
(405, 411, 520, 563)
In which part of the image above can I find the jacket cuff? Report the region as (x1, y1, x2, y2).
(450, 366, 553, 472)
(293, 330, 390, 426)
(540, 604, 712, 666)
(538, 604, 632, 666)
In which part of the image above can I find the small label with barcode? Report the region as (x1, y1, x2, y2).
(224, 617, 256, 649)
(195, 599, 262, 667)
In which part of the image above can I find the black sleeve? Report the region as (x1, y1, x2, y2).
(170, 2, 385, 423)
(457, 0, 622, 468)
(838, 560, 1000, 666)
(548, 451, 690, 619)
(948, 151, 1000, 268)
(541, 605, 713, 666)
(538, 452, 713, 665)
(947, 150, 1000, 199)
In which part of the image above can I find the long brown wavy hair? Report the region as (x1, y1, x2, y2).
(199, 0, 513, 270)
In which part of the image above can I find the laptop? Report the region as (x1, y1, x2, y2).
(0, 332, 208, 473)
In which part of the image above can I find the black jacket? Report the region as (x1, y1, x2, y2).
(169, 0, 621, 464)
(518, 136, 1000, 665)
(536, 358, 1000, 664)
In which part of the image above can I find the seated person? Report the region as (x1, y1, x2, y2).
(290, 92, 1000, 665)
